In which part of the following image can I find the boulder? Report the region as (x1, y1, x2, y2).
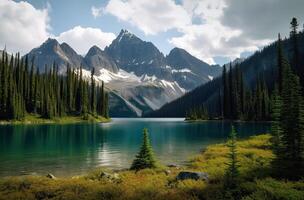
(46, 173, 57, 180)
(176, 171, 208, 181)
(167, 164, 178, 168)
(99, 172, 120, 182)
(164, 170, 171, 175)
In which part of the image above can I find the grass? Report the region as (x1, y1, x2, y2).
(0, 134, 304, 200)
(0, 114, 111, 125)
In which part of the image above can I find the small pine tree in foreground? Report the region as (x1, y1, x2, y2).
(224, 126, 239, 190)
(130, 128, 157, 170)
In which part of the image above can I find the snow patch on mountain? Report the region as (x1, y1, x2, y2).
(171, 68, 192, 73)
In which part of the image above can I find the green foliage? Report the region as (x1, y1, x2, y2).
(0, 52, 110, 122)
(271, 27, 304, 180)
(186, 105, 209, 120)
(224, 126, 240, 191)
(130, 128, 157, 170)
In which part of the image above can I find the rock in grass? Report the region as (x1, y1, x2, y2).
(46, 173, 57, 180)
(164, 170, 171, 175)
(167, 164, 179, 168)
(176, 171, 208, 181)
(99, 172, 120, 182)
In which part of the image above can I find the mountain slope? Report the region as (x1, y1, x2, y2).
(147, 32, 304, 117)
(105, 29, 221, 91)
(24, 29, 222, 117)
(105, 29, 171, 80)
(84, 45, 119, 73)
(166, 47, 221, 90)
(26, 38, 86, 73)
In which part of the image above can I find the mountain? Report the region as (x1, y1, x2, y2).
(166, 47, 221, 90)
(105, 29, 171, 79)
(147, 31, 304, 117)
(84, 45, 119, 73)
(105, 29, 221, 90)
(24, 29, 222, 117)
(26, 38, 85, 73)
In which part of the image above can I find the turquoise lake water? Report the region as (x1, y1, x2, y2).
(0, 118, 270, 177)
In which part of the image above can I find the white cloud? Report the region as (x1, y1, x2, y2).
(103, 0, 300, 64)
(169, 0, 271, 64)
(56, 26, 116, 55)
(104, 0, 191, 35)
(91, 6, 103, 18)
(0, 0, 50, 54)
(103, 0, 272, 64)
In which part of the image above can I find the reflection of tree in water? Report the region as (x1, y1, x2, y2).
(0, 121, 270, 177)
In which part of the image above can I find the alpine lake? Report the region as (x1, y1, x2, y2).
(0, 118, 270, 177)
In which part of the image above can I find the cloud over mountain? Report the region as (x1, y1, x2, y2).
(0, 0, 50, 54)
(56, 26, 116, 55)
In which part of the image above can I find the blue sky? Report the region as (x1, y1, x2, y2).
(16, 0, 184, 58)
(2, 0, 304, 65)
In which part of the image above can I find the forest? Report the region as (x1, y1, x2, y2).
(149, 18, 304, 122)
(0, 53, 109, 121)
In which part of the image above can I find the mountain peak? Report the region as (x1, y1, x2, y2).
(119, 29, 131, 36)
(43, 38, 59, 46)
(169, 47, 188, 55)
(87, 45, 103, 55)
(115, 29, 139, 43)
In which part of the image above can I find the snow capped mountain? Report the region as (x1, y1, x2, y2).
(105, 29, 169, 80)
(24, 29, 222, 117)
(80, 68, 185, 116)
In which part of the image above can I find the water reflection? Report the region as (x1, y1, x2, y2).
(0, 119, 270, 177)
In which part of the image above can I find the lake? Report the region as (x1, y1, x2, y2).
(0, 118, 270, 177)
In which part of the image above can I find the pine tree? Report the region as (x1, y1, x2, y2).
(0, 49, 109, 121)
(101, 81, 106, 117)
(229, 64, 234, 119)
(130, 128, 157, 170)
(224, 126, 239, 189)
(90, 68, 96, 115)
(279, 56, 304, 179)
(290, 17, 300, 76)
(270, 86, 282, 154)
(277, 33, 284, 93)
(223, 65, 229, 118)
(104, 92, 109, 119)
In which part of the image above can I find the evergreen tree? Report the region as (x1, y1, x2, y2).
(290, 17, 300, 77)
(225, 126, 239, 189)
(0, 50, 110, 121)
(90, 68, 96, 115)
(278, 54, 304, 179)
(101, 81, 106, 117)
(223, 65, 230, 118)
(270, 86, 282, 154)
(130, 128, 157, 170)
(277, 33, 284, 93)
(104, 92, 109, 119)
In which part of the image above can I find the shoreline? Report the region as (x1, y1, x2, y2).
(0, 114, 111, 125)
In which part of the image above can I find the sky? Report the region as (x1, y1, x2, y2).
(0, 0, 303, 65)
